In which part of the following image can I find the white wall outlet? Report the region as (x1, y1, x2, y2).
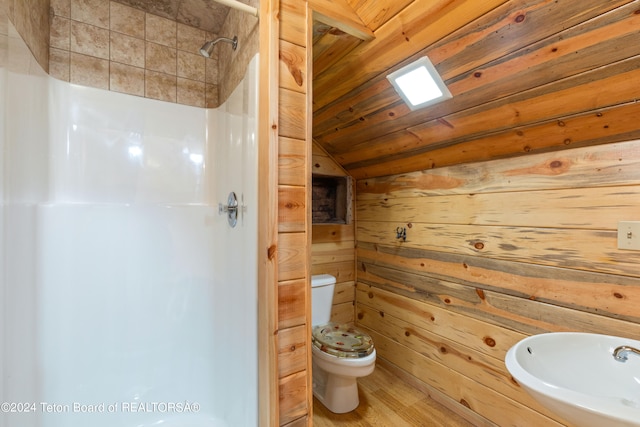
(617, 221, 640, 251)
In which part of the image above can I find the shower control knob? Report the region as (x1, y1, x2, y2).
(219, 191, 239, 227)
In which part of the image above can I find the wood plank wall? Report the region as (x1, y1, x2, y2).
(312, 141, 356, 325)
(355, 139, 640, 426)
(258, 0, 280, 424)
(275, 0, 312, 425)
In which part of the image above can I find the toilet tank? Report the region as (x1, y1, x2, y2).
(311, 274, 336, 326)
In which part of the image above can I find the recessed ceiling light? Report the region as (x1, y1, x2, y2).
(387, 56, 452, 110)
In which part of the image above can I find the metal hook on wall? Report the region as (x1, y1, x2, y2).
(396, 226, 406, 241)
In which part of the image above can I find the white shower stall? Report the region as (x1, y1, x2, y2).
(1, 23, 258, 427)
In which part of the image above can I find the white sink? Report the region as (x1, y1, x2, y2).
(505, 332, 640, 427)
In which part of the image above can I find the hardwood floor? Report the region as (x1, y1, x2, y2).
(313, 362, 475, 427)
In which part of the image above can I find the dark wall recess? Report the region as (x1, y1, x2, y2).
(312, 175, 351, 224)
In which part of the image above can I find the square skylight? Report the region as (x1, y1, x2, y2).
(386, 56, 452, 110)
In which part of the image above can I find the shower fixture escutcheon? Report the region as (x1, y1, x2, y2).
(219, 191, 239, 227)
(200, 36, 238, 57)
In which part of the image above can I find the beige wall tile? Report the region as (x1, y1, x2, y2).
(70, 52, 109, 90)
(177, 23, 205, 54)
(110, 2, 144, 39)
(35, 0, 51, 67)
(45, 0, 226, 107)
(146, 41, 176, 75)
(71, 21, 109, 59)
(50, 16, 70, 50)
(177, 50, 205, 81)
(0, 36, 7, 67)
(10, 0, 50, 72)
(205, 83, 218, 108)
(7, 34, 32, 73)
(145, 13, 176, 48)
(51, 0, 71, 18)
(71, 0, 109, 29)
(0, 3, 8, 37)
(49, 47, 70, 81)
(177, 77, 205, 107)
(126, 1, 175, 22)
(177, 1, 227, 36)
(110, 62, 145, 96)
(110, 32, 145, 68)
(218, 5, 259, 105)
(205, 56, 218, 84)
(204, 32, 218, 59)
(145, 70, 176, 103)
(10, 2, 27, 39)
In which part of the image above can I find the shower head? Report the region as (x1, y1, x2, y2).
(199, 36, 238, 57)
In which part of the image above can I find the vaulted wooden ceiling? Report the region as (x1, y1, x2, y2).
(311, 0, 640, 179)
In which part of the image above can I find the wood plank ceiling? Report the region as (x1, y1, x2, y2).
(312, 0, 640, 180)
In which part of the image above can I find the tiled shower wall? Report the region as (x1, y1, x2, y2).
(49, 0, 219, 108)
(217, 0, 258, 104)
(0, 0, 6, 58)
(4, 0, 50, 72)
(2, 0, 259, 108)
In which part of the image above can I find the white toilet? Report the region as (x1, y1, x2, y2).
(311, 274, 376, 413)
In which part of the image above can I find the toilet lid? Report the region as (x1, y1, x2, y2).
(312, 323, 374, 358)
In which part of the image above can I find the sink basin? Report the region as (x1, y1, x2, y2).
(505, 332, 640, 427)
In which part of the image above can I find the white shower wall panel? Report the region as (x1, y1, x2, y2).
(48, 80, 210, 204)
(0, 67, 5, 201)
(36, 204, 223, 427)
(206, 55, 258, 427)
(0, 65, 5, 407)
(3, 66, 49, 203)
(2, 19, 259, 426)
(1, 25, 51, 414)
(2, 205, 39, 427)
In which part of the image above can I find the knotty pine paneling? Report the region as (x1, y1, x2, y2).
(281, 415, 309, 427)
(357, 245, 640, 336)
(311, 26, 362, 79)
(277, 0, 311, 425)
(280, 0, 308, 46)
(357, 187, 640, 227)
(345, 0, 413, 31)
(312, 139, 351, 177)
(355, 140, 640, 425)
(279, 88, 307, 140)
(355, 141, 640, 199)
(279, 185, 307, 233)
(278, 232, 308, 282)
(279, 278, 307, 330)
(313, 0, 508, 113)
(339, 55, 640, 170)
(347, 101, 640, 179)
(280, 39, 307, 94)
(364, 328, 563, 426)
(279, 136, 307, 187)
(358, 222, 634, 276)
(329, 301, 354, 325)
(279, 370, 308, 425)
(312, 142, 356, 325)
(278, 325, 308, 379)
(311, 1, 640, 183)
(356, 297, 560, 421)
